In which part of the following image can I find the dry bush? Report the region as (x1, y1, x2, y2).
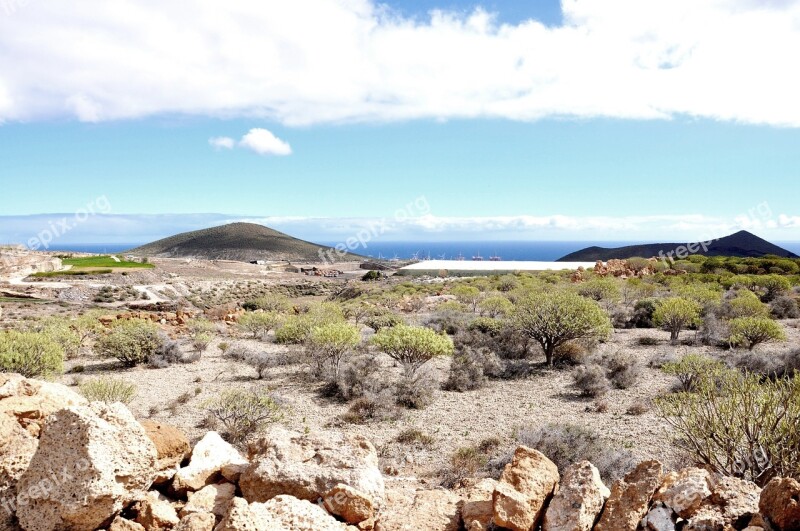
(626, 401, 650, 415)
(395, 428, 435, 449)
(341, 390, 400, 424)
(637, 336, 660, 346)
(603, 351, 642, 389)
(335, 354, 383, 401)
(203, 388, 283, 445)
(573, 363, 610, 397)
(442, 347, 498, 392)
(729, 348, 800, 379)
(771, 296, 800, 319)
(394, 374, 435, 409)
(79, 377, 137, 405)
(517, 423, 637, 483)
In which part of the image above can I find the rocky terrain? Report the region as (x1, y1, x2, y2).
(1, 373, 798, 531)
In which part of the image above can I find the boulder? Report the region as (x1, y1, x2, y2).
(323, 483, 375, 524)
(375, 488, 461, 531)
(172, 432, 248, 493)
(704, 474, 760, 526)
(759, 477, 800, 531)
(493, 481, 536, 531)
(0, 373, 87, 436)
(641, 502, 676, 531)
(653, 468, 711, 519)
(0, 413, 38, 527)
(239, 426, 384, 507)
(180, 482, 236, 518)
(594, 460, 664, 531)
(543, 461, 610, 531)
(461, 478, 498, 531)
(108, 516, 146, 531)
(174, 512, 216, 531)
(139, 420, 190, 485)
(15, 403, 157, 531)
(494, 446, 559, 529)
(216, 496, 346, 531)
(135, 496, 180, 530)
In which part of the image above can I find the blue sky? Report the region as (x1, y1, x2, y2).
(1, 0, 800, 245)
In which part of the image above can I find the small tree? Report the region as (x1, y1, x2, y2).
(754, 274, 791, 302)
(513, 290, 612, 366)
(371, 324, 454, 376)
(96, 319, 163, 367)
(729, 317, 786, 350)
(653, 297, 702, 344)
(452, 285, 482, 313)
(238, 311, 281, 339)
(305, 322, 361, 379)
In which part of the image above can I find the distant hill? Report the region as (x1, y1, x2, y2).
(127, 222, 363, 262)
(558, 230, 798, 262)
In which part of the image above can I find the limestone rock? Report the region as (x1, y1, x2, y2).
(495, 446, 559, 529)
(323, 483, 375, 524)
(375, 488, 461, 531)
(172, 432, 247, 493)
(239, 426, 384, 507)
(759, 477, 800, 531)
(705, 474, 760, 526)
(108, 516, 146, 531)
(135, 497, 180, 530)
(174, 512, 216, 531)
(641, 502, 676, 531)
(493, 481, 535, 531)
(140, 420, 190, 485)
(0, 373, 86, 436)
(0, 413, 38, 527)
(15, 403, 157, 531)
(216, 496, 346, 531)
(461, 478, 498, 531)
(594, 460, 664, 531)
(653, 468, 711, 519)
(543, 461, 610, 531)
(180, 482, 235, 518)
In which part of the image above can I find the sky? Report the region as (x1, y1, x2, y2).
(1, 0, 800, 246)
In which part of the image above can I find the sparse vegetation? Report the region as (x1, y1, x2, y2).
(371, 324, 454, 376)
(79, 377, 137, 404)
(203, 388, 283, 445)
(96, 319, 163, 367)
(0, 330, 64, 378)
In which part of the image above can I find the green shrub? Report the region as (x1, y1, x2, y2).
(27, 317, 81, 359)
(653, 297, 702, 344)
(478, 295, 513, 318)
(361, 270, 383, 281)
(203, 388, 283, 445)
(96, 319, 163, 367)
(728, 317, 786, 350)
(0, 330, 64, 378)
(371, 324, 454, 376)
(723, 290, 770, 319)
(661, 353, 726, 392)
(79, 377, 137, 404)
(467, 317, 504, 336)
(753, 274, 791, 302)
(577, 278, 621, 303)
(513, 289, 612, 366)
(305, 322, 361, 379)
(364, 312, 404, 332)
(241, 294, 292, 312)
(274, 303, 344, 344)
(451, 285, 482, 312)
(238, 311, 281, 339)
(656, 368, 800, 486)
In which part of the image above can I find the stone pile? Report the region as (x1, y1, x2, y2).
(1, 373, 798, 531)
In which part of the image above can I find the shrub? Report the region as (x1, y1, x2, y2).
(361, 270, 383, 281)
(730, 348, 800, 379)
(96, 319, 163, 367)
(442, 348, 490, 392)
(637, 336, 660, 346)
(364, 312, 404, 332)
(577, 278, 621, 303)
(661, 353, 726, 392)
(722, 290, 770, 319)
(0, 330, 64, 378)
(425, 304, 470, 335)
(513, 289, 612, 366)
(148, 335, 184, 367)
(517, 423, 637, 483)
(79, 377, 137, 404)
(341, 391, 399, 424)
(336, 355, 382, 400)
(241, 294, 291, 312)
(450, 446, 487, 476)
(573, 363, 610, 397)
(275, 303, 345, 344)
(479, 296, 513, 318)
(203, 388, 283, 445)
(28, 317, 81, 359)
(626, 401, 650, 415)
(192, 332, 213, 354)
(466, 317, 504, 336)
(238, 311, 281, 339)
(395, 428, 435, 448)
(630, 299, 657, 328)
(754, 275, 791, 302)
(553, 340, 590, 366)
(452, 285, 482, 312)
(394, 374, 435, 409)
(603, 351, 641, 389)
(305, 322, 361, 379)
(372, 325, 454, 376)
(770, 296, 800, 319)
(653, 297, 702, 344)
(656, 368, 800, 486)
(244, 351, 272, 379)
(728, 317, 786, 350)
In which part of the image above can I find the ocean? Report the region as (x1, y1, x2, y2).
(36, 240, 800, 261)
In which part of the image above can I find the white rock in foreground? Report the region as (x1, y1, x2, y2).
(172, 432, 248, 493)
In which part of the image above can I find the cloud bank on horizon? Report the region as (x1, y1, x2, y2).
(1, 0, 799, 126)
(1, 212, 799, 247)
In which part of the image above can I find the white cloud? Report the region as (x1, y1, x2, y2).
(1, 1, 800, 126)
(208, 136, 235, 149)
(238, 128, 292, 156)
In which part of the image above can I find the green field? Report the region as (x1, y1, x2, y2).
(61, 256, 154, 269)
(31, 269, 114, 278)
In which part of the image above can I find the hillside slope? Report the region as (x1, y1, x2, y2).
(558, 230, 798, 261)
(127, 222, 361, 262)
